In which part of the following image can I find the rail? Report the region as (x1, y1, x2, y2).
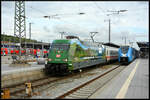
(56, 65, 122, 99)
(2, 63, 122, 99)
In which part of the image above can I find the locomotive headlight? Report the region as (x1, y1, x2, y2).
(57, 51, 60, 53)
(48, 58, 52, 61)
(63, 59, 68, 62)
(122, 54, 126, 57)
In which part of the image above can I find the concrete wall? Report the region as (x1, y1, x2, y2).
(1, 56, 13, 64)
(1, 67, 46, 88)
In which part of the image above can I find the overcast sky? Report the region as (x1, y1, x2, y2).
(1, 1, 149, 50)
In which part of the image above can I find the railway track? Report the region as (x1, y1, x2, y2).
(2, 76, 60, 99)
(6, 73, 84, 99)
(56, 65, 125, 99)
(3, 68, 95, 99)
(2, 62, 123, 99)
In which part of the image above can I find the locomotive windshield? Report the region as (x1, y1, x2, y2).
(120, 46, 129, 54)
(50, 43, 70, 51)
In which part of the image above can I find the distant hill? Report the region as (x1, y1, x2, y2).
(1, 34, 39, 43)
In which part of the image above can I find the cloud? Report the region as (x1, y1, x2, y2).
(43, 26, 51, 33)
(2, 1, 148, 50)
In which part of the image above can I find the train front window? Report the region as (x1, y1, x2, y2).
(121, 46, 129, 54)
(50, 43, 70, 51)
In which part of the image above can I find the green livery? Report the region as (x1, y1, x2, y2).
(45, 38, 106, 75)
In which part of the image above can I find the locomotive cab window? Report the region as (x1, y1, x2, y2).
(50, 43, 70, 51)
(120, 46, 129, 53)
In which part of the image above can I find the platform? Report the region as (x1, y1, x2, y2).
(1, 56, 46, 88)
(1, 63, 45, 88)
(89, 58, 149, 99)
(1, 55, 45, 73)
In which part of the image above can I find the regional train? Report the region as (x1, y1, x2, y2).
(118, 45, 138, 64)
(44, 36, 118, 75)
(1, 47, 49, 57)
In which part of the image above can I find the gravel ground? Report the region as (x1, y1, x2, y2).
(31, 65, 117, 99)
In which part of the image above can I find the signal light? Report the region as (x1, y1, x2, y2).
(63, 59, 68, 62)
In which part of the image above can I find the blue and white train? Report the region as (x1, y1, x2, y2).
(118, 45, 138, 64)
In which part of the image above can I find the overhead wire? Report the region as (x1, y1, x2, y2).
(29, 6, 49, 16)
(29, 5, 86, 36)
(93, 2, 106, 14)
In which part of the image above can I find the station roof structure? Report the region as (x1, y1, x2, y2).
(21, 42, 50, 49)
(137, 42, 149, 58)
(22, 42, 50, 45)
(103, 42, 120, 48)
(137, 42, 149, 48)
(66, 35, 80, 40)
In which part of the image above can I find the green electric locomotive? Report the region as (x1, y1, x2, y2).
(44, 36, 106, 75)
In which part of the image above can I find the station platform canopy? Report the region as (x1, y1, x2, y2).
(66, 35, 79, 40)
(137, 42, 149, 48)
(136, 42, 149, 58)
(21, 42, 50, 49)
(103, 42, 120, 48)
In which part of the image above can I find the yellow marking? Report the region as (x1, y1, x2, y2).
(116, 60, 140, 99)
(1, 89, 10, 99)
